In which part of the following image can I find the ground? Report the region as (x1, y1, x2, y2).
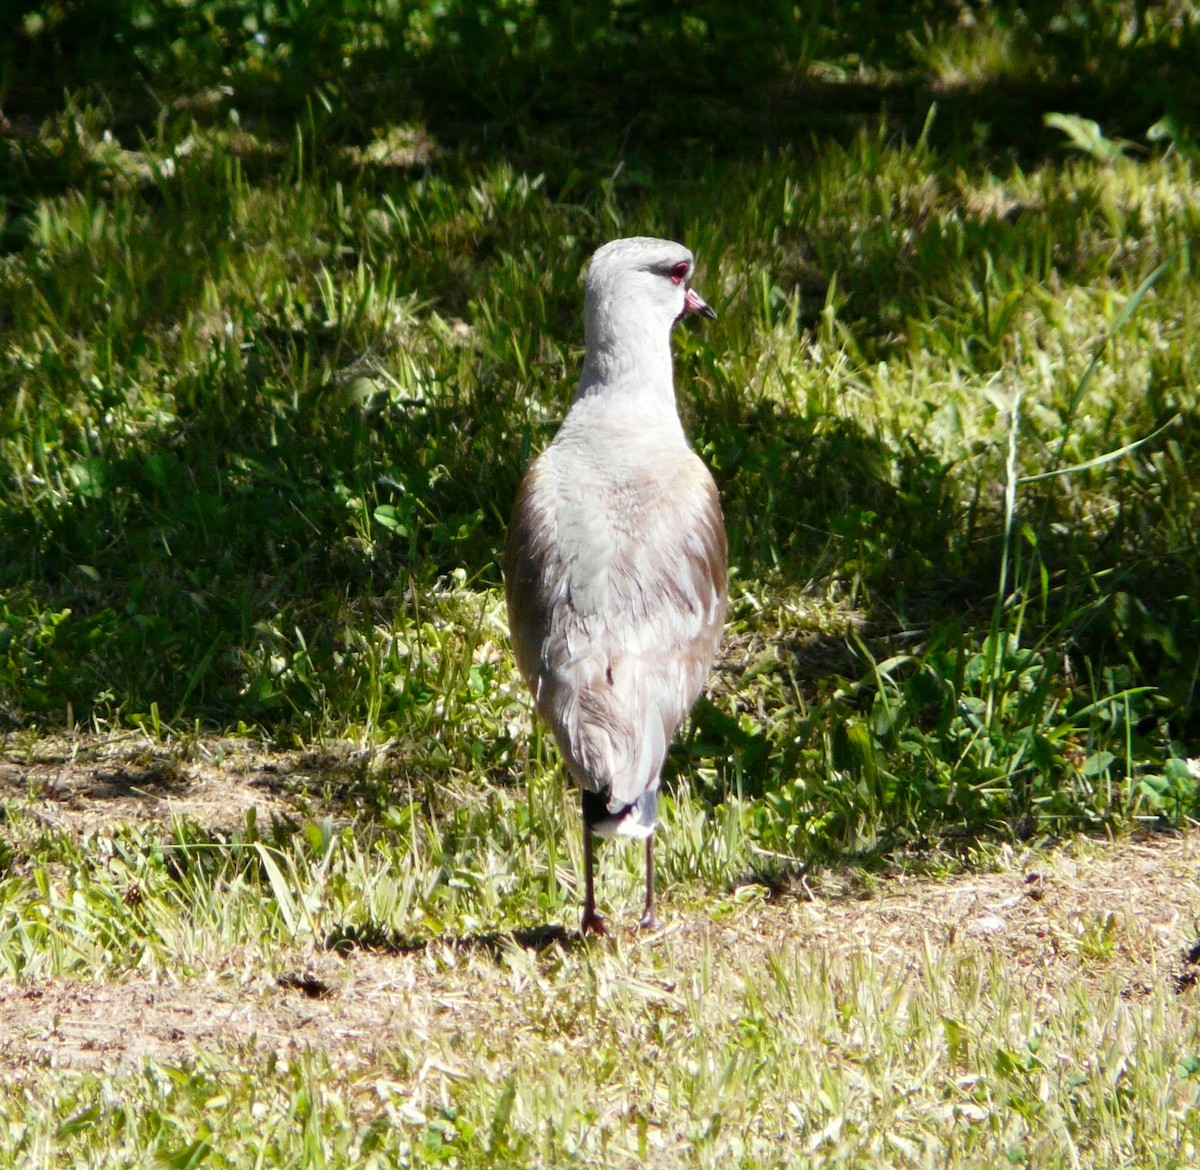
(2, 736, 1196, 1083)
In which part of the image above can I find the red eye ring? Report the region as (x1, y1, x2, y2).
(669, 260, 690, 284)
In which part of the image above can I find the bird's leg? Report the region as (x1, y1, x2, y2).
(580, 824, 607, 936)
(638, 834, 659, 930)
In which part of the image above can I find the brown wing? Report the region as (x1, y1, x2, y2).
(505, 447, 727, 805)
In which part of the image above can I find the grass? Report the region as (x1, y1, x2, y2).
(0, 788, 1197, 1167)
(2, 0, 1200, 1164)
(3, 120, 1196, 843)
(5, 951, 1195, 1167)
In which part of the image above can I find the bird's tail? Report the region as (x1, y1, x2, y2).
(582, 787, 657, 839)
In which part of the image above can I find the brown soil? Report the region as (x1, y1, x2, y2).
(0, 733, 338, 834)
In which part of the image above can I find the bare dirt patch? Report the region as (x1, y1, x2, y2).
(0, 732, 366, 835)
(0, 952, 508, 1076)
(738, 833, 1200, 999)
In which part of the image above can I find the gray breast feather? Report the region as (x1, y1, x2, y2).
(505, 448, 727, 808)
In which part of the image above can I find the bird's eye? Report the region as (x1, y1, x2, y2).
(669, 261, 690, 285)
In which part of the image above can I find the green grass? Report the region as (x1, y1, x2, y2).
(3, 107, 1197, 845)
(2, 0, 1200, 1163)
(0, 796, 1197, 1167)
(6, 956, 1197, 1168)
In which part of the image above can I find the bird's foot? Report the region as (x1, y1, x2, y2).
(580, 910, 609, 937)
(637, 908, 660, 931)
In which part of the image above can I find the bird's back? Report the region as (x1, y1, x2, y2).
(505, 408, 727, 818)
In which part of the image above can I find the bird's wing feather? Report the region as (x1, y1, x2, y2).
(505, 446, 727, 808)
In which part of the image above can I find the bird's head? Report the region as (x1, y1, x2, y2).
(583, 237, 717, 348)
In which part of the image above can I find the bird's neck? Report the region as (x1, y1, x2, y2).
(573, 314, 677, 412)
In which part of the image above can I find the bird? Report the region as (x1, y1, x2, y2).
(504, 236, 728, 935)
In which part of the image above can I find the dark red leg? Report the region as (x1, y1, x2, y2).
(638, 834, 659, 930)
(580, 824, 607, 936)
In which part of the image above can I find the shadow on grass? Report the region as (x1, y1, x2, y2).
(322, 921, 578, 958)
(4, 2, 1199, 195)
(2, 345, 1190, 733)
(2, 1, 1197, 747)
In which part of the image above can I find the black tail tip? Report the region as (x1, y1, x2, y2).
(582, 788, 612, 829)
(582, 787, 657, 837)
